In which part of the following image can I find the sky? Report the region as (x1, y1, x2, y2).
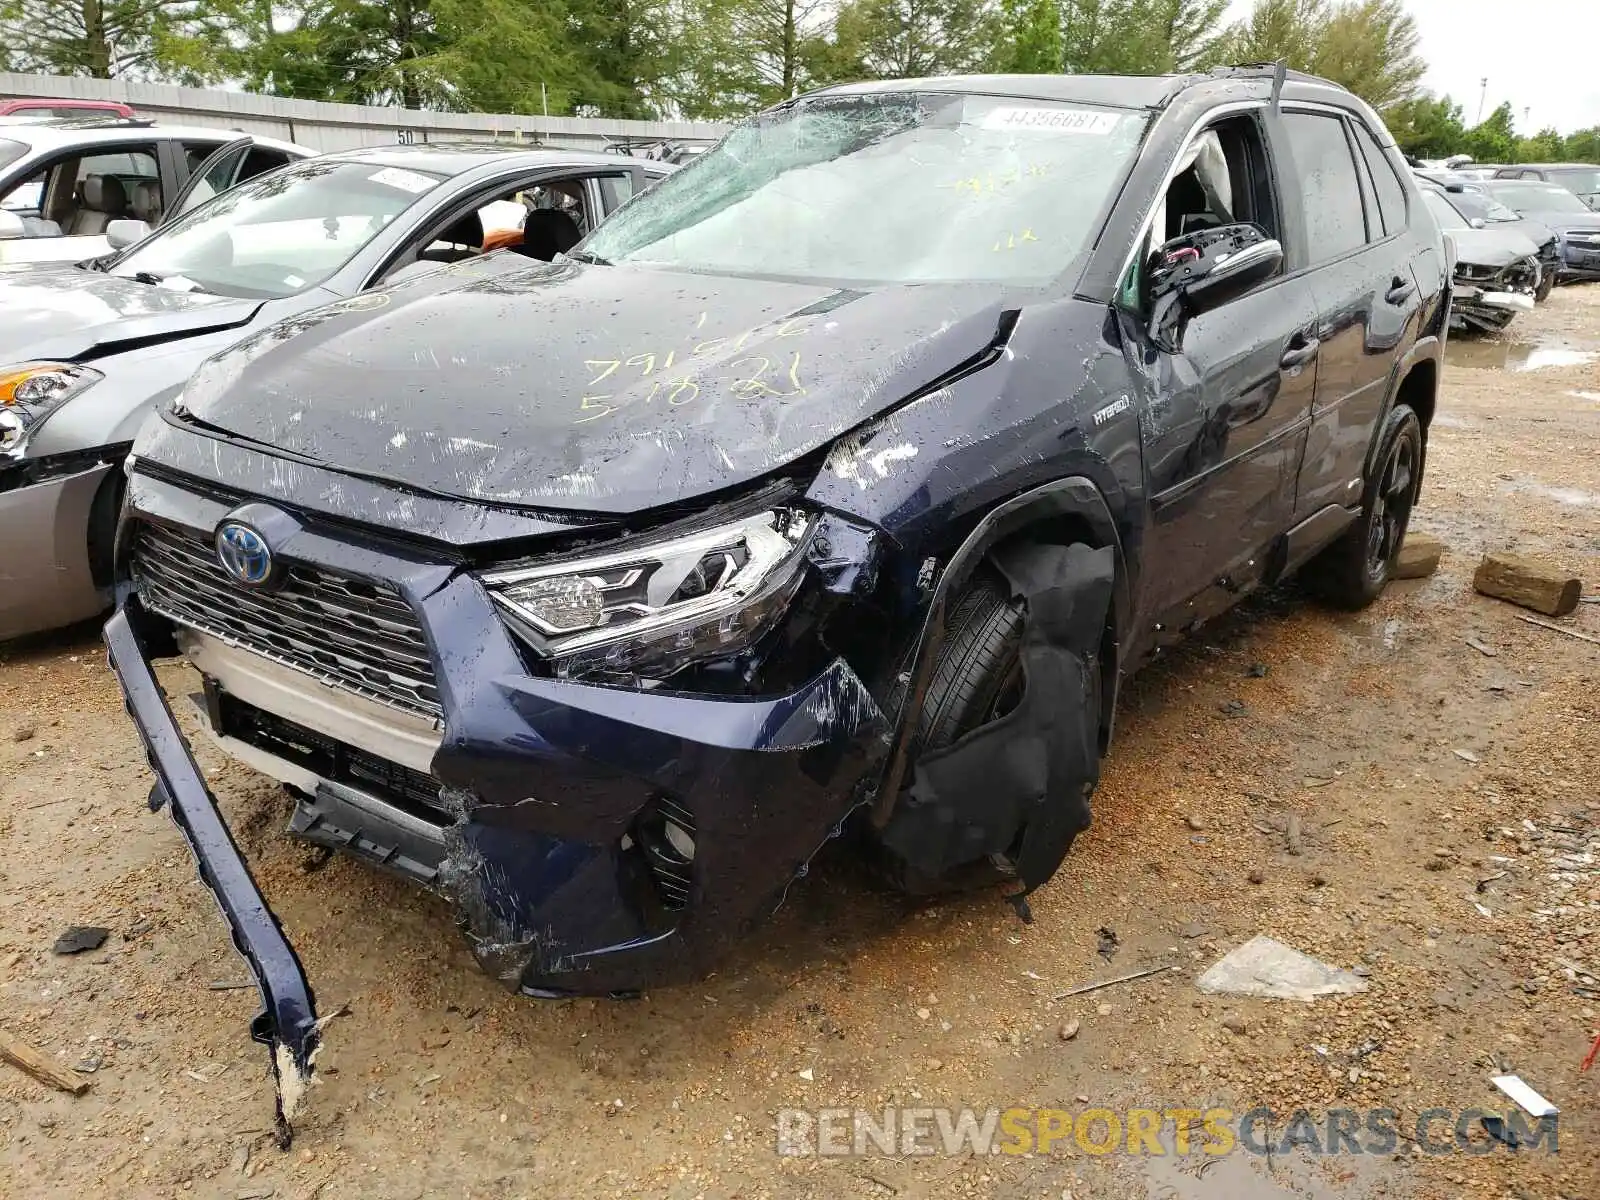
(1225, 0, 1600, 135)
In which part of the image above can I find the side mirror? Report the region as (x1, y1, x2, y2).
(0, 210, 24, 240)
(1146, 223, 1283, 349)
(106, 219, 151, 250)
(1469, 216, 1487, 229)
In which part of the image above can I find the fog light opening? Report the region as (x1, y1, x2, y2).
(631, 796, 696, 911)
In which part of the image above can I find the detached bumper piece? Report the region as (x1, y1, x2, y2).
(105, 603, 320, 1147)
(1451, 256, 1539, 333)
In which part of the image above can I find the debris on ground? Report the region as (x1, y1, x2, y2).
(1473, 551, 1583, 616)
(1491, 1074, 1559, 1117)
(51, 926, 109, 955)
(1514, 614, 1600, 646)
(1095, 926, 1119, 961)
(1052, 964, 1174, 1000)
(1285, 813, 1304, 855)
(1465, 635, 1500, 657)
(1195, 935, 1368, 1001)
(1058, 1020, 1080, 1041)
(1393, 532, 1444, 579)
(0, 1031, 91, 1095)
(12, 725, 35, 743)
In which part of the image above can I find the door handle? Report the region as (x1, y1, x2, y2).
(1280, 336, 1320, 370)
(1384, 275, 1415, 305)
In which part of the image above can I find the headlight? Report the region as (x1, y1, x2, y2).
(484, 508, 814, 681)
(0, 362, 102, 452)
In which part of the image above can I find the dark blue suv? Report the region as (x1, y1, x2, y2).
(107, 67, 1448, 1136)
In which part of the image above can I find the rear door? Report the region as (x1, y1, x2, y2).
(1273, 108, 1419, 520)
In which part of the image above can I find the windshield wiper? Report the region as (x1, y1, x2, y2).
(132, 270, 164, 285)
(566, 249, 611, 266)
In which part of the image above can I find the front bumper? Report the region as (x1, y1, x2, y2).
(1557, 240, 1600, 280)
(108, 470, 888, 1120)
(1450, 282, 1535, 333)
(0, 459, 113, 640)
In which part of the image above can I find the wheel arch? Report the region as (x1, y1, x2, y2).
(870, 476, 1131, 827)
(1368, 340, 1439, 486)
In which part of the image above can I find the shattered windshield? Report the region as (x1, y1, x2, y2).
(582, 92, 1148, 287)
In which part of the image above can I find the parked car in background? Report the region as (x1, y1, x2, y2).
(1492, 163, 1600, 209)
(103, 67, 1447, 1133)
(1417, 185, 1540, 331)
(0, 144, 671, 642)
(1416, 176, 1558, 300)
(0, 98, 137, 120)
(0, 120, 307, 265)
(1481, 179, 1600, 282)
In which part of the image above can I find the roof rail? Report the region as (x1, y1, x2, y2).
(1207, 63, 1351, 93)
(25, 114, 158, 130)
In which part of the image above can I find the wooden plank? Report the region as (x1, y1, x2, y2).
(1473, 552, 1582, 617)
(0, 1031, 90, 1095)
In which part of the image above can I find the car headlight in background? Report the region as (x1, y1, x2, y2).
(0, 362, 102, 452)
(484, 508, 814, 681)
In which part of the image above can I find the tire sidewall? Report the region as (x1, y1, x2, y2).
(1361, 404, 1423, 593)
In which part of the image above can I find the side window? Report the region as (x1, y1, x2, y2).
(1352, 124, 1406, 238)
(1120, 112, 1279, 310)
(238, 147, 291, 184)
(1281, 112, 1366, 262)
(598, 172, 635, 212)
(183, 141, 225, 174)
(75, 147, 159, 188)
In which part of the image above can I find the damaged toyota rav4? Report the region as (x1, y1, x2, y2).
(107, 67, 1447, 1135)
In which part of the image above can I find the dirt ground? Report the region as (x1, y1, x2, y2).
(2, 289, 1597, 1200)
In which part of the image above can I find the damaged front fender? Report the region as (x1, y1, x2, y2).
(878, 541, 1116, 909)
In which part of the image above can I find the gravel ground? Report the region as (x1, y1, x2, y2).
(2, 289, 1597, 1200)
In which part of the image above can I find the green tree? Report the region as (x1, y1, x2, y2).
(1514, 126, 1563, 164)
(1218, 0, 1424, 112)
(994, 0, 1062, 73)
(167, 0, 589, 114)
(825, 0, 1001, 80)
(0, 0, 208, 77)
(1564, 127, 1600, 162)
(1460, 101, 1517, 165)
(1055, 0, 1225, 75)
(565, 0, 685, 117)
(675, 0, 834, 116)
(1384, 93, 1466, 159)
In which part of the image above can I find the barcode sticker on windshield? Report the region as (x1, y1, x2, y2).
(369, 167, 436, 194)
(981, 107, 1120, 135)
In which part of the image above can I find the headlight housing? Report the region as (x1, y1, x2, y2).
(484, 508, 814, 681)
(0, 362, 102, 453)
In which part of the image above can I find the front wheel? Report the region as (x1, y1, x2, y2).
(1304, 404, 1423, 609)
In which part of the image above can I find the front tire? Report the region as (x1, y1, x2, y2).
(1305, 404, 1423, 610)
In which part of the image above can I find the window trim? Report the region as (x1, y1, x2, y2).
(1111, 99, 1269, 303)
(1348, 119, 1409, 243)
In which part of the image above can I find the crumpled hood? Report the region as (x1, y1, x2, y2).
(0, 262, 260, 362)
(1449, 227, 1542, 269)
(176, 254, 1010, 515)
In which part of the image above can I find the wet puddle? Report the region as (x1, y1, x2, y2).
(1445, 339, 1599, 372)
(1506, 480, 1600, 507)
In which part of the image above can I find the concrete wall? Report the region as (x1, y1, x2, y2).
(0, 73, 732, 154)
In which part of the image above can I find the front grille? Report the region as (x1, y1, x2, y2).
(215, 689, 452, 825)
(133, 520, 442, 720)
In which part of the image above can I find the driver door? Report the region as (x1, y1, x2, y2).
(1125, 111, 1320, 636)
